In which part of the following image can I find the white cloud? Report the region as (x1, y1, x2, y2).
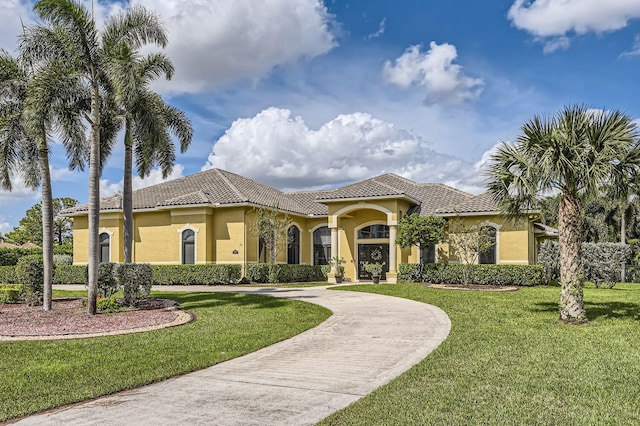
(508, 0, 640, 52)
(367, 18, 386, 40)
(383, 42, 484, 105)
(130, 0, 337, 94)
(0, 0, 33, 51)
(0, 216, 12, 234)
(202, 107, 484, 193)
(100, 164, 185, 198)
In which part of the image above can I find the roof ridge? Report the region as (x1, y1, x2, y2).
(432, 182, 474, 198)
(383, 173, 421, 186)
(215, 169, 248, 202)
(372, 177, 405, 193)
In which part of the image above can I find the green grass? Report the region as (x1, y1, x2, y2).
(0, 290, 331, 422)
(321, 283, 640, 425)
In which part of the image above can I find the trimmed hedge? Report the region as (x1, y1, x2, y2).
(0, 248, 42, 266)
(246, 264, 327, 283)
(54, 265, 85, 284)
(0, 284, 22, 304)
(0, 266, 17, 284)
(116, 263, 153, 305)
(152, 264, 242, 285)
(398, 263, 543, 286)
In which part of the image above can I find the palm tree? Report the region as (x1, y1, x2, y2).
(27, 0, 169, 314)
(0, 49, 84, 311)
(103, 38, 192, 263)
(487, 105, 640, 323)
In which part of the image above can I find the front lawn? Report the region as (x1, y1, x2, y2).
(0, 290, 331, 422)
(322, 284, 640, 425)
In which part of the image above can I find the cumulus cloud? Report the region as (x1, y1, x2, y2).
(100, 165, 185, 198)
(202, 107, 485, 193)
(130, 0, 337, 94)
(0, 217, 11, 234)
(0, 0, 34, 51)
(383, 42, 484, 105)
(508, 0, 640, 52)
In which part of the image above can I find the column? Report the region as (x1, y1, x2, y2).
(330, 226, 338, 271)
(389, 225, 397, 273)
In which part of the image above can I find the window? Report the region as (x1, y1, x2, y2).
(182, 229, 195, 264)
(357, 224, 389, 239)
(421, 244, 436, 264)
(287, 226, 300, 264)
(99, 233, 110, 263)
(479, 226, 497, 264)
(313, 226, 331, 265)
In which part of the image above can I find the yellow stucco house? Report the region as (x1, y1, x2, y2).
(64, 169, 555, 283)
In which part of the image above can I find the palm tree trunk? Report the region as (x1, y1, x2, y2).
(123, 118, 133, 264)
(558, 191, 587, 323)
(38, 135, 53, 311)
(87, 81, 101, 315)
(621, 206, 627, 282)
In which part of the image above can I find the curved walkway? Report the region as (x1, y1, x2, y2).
(16, 285, 451, 425)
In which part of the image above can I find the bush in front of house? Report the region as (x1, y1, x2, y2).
(16, 255, 45, 305)
(115, 263, 153, 306)
(53, 265, 85, 284)
(151, 264, 242, 285)
(398, 263, 543, 286)
(246, 264, 327, 283)
(0, 266, 18, 284)
(538, 241, 631, 286)
(95, 263, 119, 298)
(53, 254, 73, 265)
(0, 284, 22, 304)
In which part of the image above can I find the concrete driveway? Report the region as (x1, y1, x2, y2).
(16, 285, 451, 425)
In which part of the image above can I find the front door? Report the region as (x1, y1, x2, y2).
(357, 244, 389, 280)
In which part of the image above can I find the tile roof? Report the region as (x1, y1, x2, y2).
(316, 173, 473, 216)
(437, 192, 499, 214)
(62, 169, 503, 218)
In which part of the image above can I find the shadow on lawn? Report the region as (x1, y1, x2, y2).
(152, 292, 290, 310)
(532, 301, 640, 321)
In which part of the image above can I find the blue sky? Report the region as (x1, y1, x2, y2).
(2, 0, 640, 233)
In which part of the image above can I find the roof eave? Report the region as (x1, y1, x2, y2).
(316, 194, 420, 204)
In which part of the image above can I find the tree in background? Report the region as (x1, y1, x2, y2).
(487, 105, 640, 323)
(250, 207, 291, 283)
(5, 198, 77, 246)
(395, 214, 445, 280)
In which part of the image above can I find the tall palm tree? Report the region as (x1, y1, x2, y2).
(104, 37, 192, 263)
(27, 0, 169, 314)
(0, 49, 83, 311)
(487, 105, 640, 323)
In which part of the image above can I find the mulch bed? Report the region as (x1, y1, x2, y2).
(0, 298, 185, 338)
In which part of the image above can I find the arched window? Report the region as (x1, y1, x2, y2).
(99, 233, 110, 263)
(313, 226, 331, 265)
(357, 224, 389, 239)
(182, 229, 195, 264)
(479, 226, 497, 264)
(287, 226, 300, 264)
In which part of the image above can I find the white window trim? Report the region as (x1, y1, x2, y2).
(99, 228, 113, 263)
(287, 223, 302, 265)
(177, 224, 199, 264)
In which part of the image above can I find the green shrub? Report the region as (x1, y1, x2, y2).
(398, 263, 543, 286)
(152, 264, 242, 285)
(53, 265, 85, 284)
(0, 284, 22, 304)
(53, 254, 73, 265)
(96, 263, 119, 298)
(538, 241, 631, 285)
(115, 263, 152, 306)
(97, 295, 123, 313)
(0, 266, 17, 284)
(246, 264, 327, 283)
(16, 255, 44, 305)
(0, 247, 43, 266)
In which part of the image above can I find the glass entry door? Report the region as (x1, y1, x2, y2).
(357, 243, 389, 280)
